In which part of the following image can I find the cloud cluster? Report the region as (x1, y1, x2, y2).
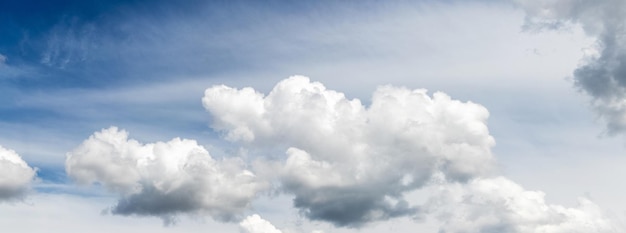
(203, 76, 496, 226)
(429, 176, 617, 233)
(66, 76, 618, 231)
(0, 145, 36, 201)
(65, 127, 268, 224)
(516, 0, 626, 135)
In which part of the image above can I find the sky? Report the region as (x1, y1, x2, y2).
(1, 0, 626, 232)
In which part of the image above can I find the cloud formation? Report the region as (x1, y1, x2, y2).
(429, 176, 617, 233)
(0, 145, 36, 201)
(65, 76, 618, 231)
(239, 214, 283, 233)
(516, 0, 626, 135)
(65, 127, 268, 224)
(203, 76, 496, 227)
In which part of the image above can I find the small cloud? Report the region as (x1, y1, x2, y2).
(66, 127, 269, 224)
(0, 145, 37, 201)
(239, 214, 283, 233)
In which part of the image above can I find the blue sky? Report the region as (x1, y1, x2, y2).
(1, 0, 626, 232)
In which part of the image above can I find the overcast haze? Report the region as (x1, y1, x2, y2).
(1, 0, 626, 232)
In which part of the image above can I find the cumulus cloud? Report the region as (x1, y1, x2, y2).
(203, 76, 496, 227)
(0, 145, 36, 201)
(65, 127, 268, 224)
(239, 214, 327, 233)
(239, 214, 283, 233)
(429, 176, 618, 233)
(516, 0, 626, 135)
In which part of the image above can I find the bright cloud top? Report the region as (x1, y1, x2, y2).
(65, 127, 268, 224)
(239, 214, 283, 233)
(0, 145, 36, 201)
(429, 176, 617, 233)
(203, 76, 496, 226)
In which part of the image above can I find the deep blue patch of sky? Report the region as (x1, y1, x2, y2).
(1, 0, 482, 183)
(0, 0, 378, 88)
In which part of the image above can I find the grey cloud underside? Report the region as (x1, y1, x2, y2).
(0, 188, 26, 200)
(290, 185, 417, 226)
(518, 0, 626, 134)
(111, 185, 204, 218)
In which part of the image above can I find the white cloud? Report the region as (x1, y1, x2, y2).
(429, 176, 618, 233)
(203, 76, 496, 226)
(0, 145, 36, 201)
(64, 76, 620, 232)
(239, 214, 329, 233)
(239, 214, 283, 233)
(65, 127, 269, 224)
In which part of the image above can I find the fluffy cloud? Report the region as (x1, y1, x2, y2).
(239, 214, 283, 233)
(516, 0, 626, 135)
(203, 76, 496, 226)
(66, 76, 618, 231)
(0, 145, 36, 201)
(429, 176, 617, 233)
(65, 127, 268, 224)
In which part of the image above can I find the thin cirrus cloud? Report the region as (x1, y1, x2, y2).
(0, 145, 36, 201)
(515, 0, 626, 135)
(65, 127, 269, 225)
